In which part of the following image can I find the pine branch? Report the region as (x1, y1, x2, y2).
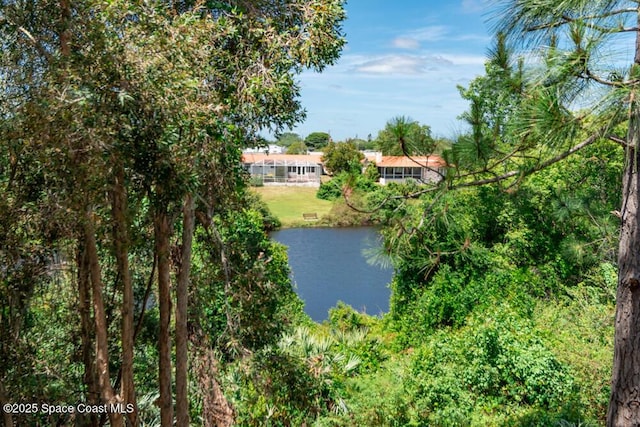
(585, 68, 631, 87)
(454, 131, 603, 190)
(526, 8, 637, 32)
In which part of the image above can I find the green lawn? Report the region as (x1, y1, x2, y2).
(252, 186, 333, 227)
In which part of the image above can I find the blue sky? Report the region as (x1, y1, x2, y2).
(289, 0, 494, 142)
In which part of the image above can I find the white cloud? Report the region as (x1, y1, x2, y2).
(394, 25, 489, 45)
(406, 26, 450, 42)
(355, 55, 425, 74)
(393, 37, 421, 50)
(352, 55, 454, 75)
(345, 52, 486, 76)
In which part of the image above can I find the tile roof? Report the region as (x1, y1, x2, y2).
(242, 153, 324, 164)
(375, 155, 446, 168)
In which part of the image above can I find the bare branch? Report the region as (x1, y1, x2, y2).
(608, 134, 630, 147)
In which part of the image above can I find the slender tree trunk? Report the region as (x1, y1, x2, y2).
(609, 112, 640, 426)
(175, 195, 194, 426)
(608, 14, 640, 425)
(59, 0, 71, 57)
(0, 377, 13, 427)
(609, 112, 640, 424)
(77, 241, 99, 427)
(155, 209, 174, 426)
(84, 210, 123, 427)
(112, 164, 138, 426)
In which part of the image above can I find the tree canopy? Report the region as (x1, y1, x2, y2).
(375, 116, 436, 156)
(305, 131, 332, 150)
(360, 2, 639, 424)
(0, 0, 346, 425)
(276, 132, 304, 147)
(321, 140, 365, 175)
(286, 140, 309, 154)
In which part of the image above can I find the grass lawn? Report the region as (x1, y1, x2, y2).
(252, 186, 333, 227)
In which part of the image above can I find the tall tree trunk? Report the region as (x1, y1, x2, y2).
(155, 209, 174, 426)
(112, 164, 137, 426)
(194, 348, 234, 427)
(84, 210, 123, 427)
(607, 16, 640, 426)
(175, 194, 194, 426)
(59, 0, 71, 57)
(609, 114, 640, 424)
(609, 113, 640, 426)
(77, 241, 99, 427)
(0, 377, 13, 427)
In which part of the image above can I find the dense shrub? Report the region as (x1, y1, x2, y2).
(317, 171, 377, 201)
(226, 326, 363, 425)
(404, 307, 581, 425)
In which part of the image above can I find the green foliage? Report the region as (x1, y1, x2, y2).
(320, 196, 372, 227)
(194, 207, 303, 357)
(346, 137, 373, 150)
(286, 140, 308, 154)
(0, 0, 348, 420)
(363, 162, 380, 182)
(321, 141, 364, 175)
(316, 177, 345, 201)
(226, 326, 361, 425)
(243, 190, 281, 231)
(315, 172, 378, 226)
(317, 171, 377, 201)
(249, 176, 264, 187)
(305, 131, 332, 150)
(381, 142, 620, 343)
(328, 301, 374, 331)
(327, 303, 387, 373)
(314, 294, 611, 426)
(404, 307, 579, 425)
(276, 132, 303, 147)
(375, 116, 435, 156)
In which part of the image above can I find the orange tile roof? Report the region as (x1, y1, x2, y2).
(242, 153, 324, 164)
(375, 155, 446, 168)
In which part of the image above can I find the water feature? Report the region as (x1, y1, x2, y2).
(271, 227, 393, 322)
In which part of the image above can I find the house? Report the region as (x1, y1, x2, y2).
(365, 153, 447, 185)
(243, 144, 285, 154)
(242, 153, 323, 186)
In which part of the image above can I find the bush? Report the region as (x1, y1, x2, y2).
(244, 191, 281, 231)
(319, 197, 372, 227)
(249, 176, 264, 187)
(226, 326, 364, 425)
(404, 307, 580, 425)
(316, 177, 344, 200)
(317, 172, 377, 201)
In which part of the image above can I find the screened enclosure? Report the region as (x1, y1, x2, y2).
(245, 157, 322, 185)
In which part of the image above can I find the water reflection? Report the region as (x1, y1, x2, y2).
(271, 227, 393, 322)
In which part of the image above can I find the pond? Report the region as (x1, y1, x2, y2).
(271, 227, 393, 322)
